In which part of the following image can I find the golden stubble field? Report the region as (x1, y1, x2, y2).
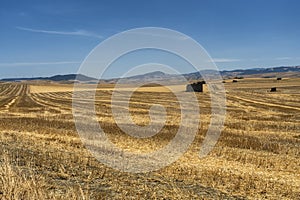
(0, 78, 299, 199)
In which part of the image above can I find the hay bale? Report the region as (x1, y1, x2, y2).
(232, 80, 238, 83)
(270, 87, 276, 92)
(186, 81, 203, 92)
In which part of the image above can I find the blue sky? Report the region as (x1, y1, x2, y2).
(0, 0, 300, 78)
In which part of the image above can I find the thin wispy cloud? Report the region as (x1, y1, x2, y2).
(16, 26, 103, 39)
(133, 30, 189, 40)
(275, 57, 292, 60)
(212, 58, 241, 63)
(0, 61, 81, 67)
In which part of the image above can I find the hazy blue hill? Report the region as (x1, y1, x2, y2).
(1, 74, 96, 82)
(2, 66, 299, 82)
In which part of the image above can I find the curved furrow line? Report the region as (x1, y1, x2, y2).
(0, 84, 15, 96)
(227, 94, 300, 113)
(30, 93, 71, 113)
(0, 84, 23, 111)
(0, 96, 15, 110)
(7, 84, 22, 97)
(46, 92, 73, 101)
(230, 90, 300, 108)
(231, 91, 300, 110)
(37, 92, 73, 108)
(14, 84, 24, 96)
(0, 84, 11, 96)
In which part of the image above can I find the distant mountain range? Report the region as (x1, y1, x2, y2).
(2, 66, 300, 82)
(182, 66, 300, 80)
(1, 74, 97, 82)
(221, 66, 300, 78)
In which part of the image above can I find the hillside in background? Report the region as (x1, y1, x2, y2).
(220, 65, 300, 78)
(1, 74, 97, 82)
(1, 65, 300, 82)
(184, 66, 300, 80)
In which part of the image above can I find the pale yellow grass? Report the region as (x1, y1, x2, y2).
(31, 83, 209, 93)
(0, 78, 299, 199)
(30, 85, 82, 93)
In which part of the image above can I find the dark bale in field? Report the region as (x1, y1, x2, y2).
(277, 77, 282, 80)
(232, 80, 238, 83)
(234, 76, 244, 79)
(294, 135, 300, 139)
(270, 87, 277, 92)
(186, 81, 203, 92)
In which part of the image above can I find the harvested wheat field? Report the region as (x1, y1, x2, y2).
(0, 78, 299, 199)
